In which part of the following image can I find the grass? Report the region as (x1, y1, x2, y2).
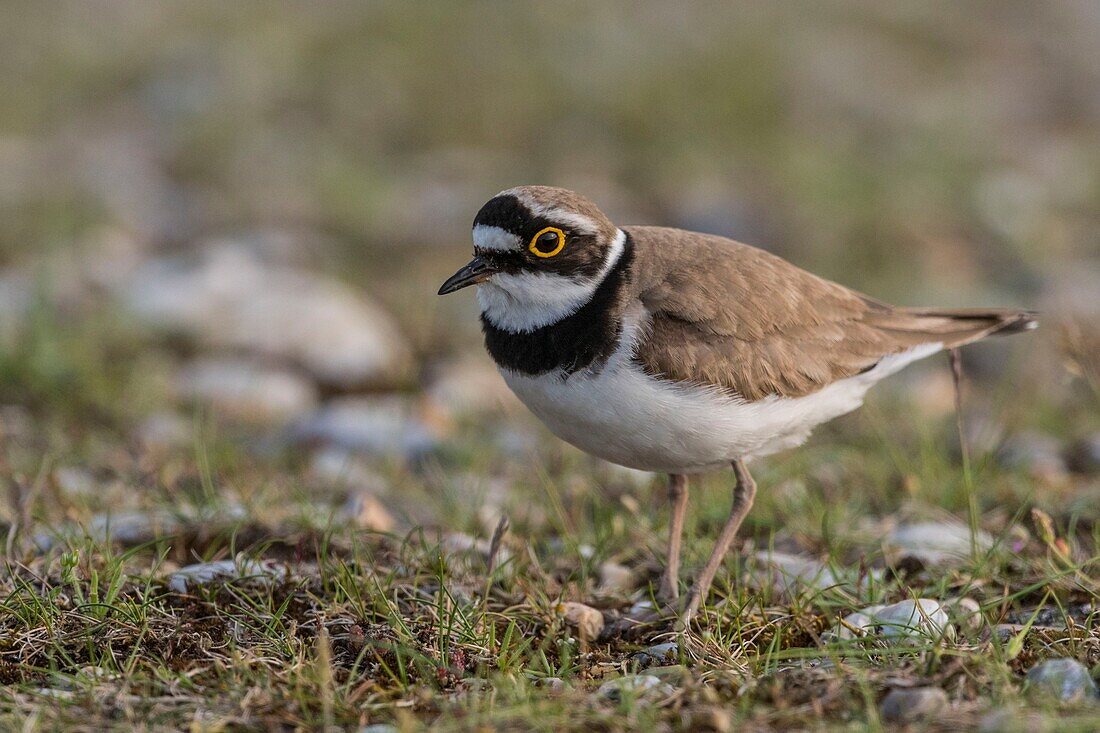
(0, 306, 1096, 731)
(0, 2, 1096, 728)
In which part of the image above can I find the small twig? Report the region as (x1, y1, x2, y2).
(950, 348, 980, 558)
(480, 514, 510, 610)
(486, 514, 510, 577)
(949, 348, 970, 472)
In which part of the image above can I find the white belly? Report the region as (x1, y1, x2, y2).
(501, 341, 941, 474)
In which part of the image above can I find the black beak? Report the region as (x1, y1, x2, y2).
(438, 256, 497, 295)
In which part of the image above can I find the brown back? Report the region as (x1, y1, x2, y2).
(626, 226, 1035, 400)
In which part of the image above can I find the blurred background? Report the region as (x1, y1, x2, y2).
(0, 2, 1097, 543)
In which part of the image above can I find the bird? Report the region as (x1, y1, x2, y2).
(438, 185, 1036, 628)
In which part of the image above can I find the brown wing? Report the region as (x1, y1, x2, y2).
(626, 227, 1035, 400)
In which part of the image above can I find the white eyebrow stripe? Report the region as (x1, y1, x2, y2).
(472, 225, 521, 252)
(507, 190, 601, 236)
(537, 209, 600, 236)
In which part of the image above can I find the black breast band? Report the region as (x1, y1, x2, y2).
(481, 234, 634, 376)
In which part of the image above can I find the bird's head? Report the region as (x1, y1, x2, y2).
(438, 186, 626, 331)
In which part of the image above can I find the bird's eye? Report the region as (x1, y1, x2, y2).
(528, 227, 566, 258)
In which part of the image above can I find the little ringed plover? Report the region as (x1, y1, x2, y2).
(438, 185, 1036, 626)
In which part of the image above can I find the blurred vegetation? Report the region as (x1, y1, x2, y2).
(2, 2, 1097, 294)
(0, 3, 1097, 730)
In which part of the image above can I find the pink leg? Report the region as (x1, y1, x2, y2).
(677, 459, 757, 628)
(658, 474, 689, 603)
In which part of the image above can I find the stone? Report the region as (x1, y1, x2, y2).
(827, 600, 951, 643)
(309, 447, 389, 494)
(340, 492, 396, 533)
(136, 411, 192, 451)
(634, 642, 679, 667)
(1025, 658, 1099, 703)
(597, 675, 674, 703)
(824, 610, 879, 643)
(290, 396, 439, 461)
(1005, 603, 1097, 628)
(998, 431, 1069, 481)
(87, 510, 182, 545)
(539, 677, 567, 694)
(685, 705, 732, 732)
(874, 599, 951, 640)
(358, 725, 398, 733)
(120, 241, 411, 389)
(174, 358, 318, 423)
(439, 532, 512, 566)
(423, 355, 521, 417)
(596, 562, 636, 595)
(752, 551, 849, 594)
(167, 558, 287, 593)
(1065, 433, 1100, 474)
(880, 687, 949, 723)
(53, 467, 99, 497)
(885, 521, 994, 567)
(558, 602, 604, 641)
(0, 271, 32, 342)
(949, 597, 984, 633)
(0, 404, 33, 441)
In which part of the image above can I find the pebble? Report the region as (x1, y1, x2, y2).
(1065, 433, 1100, 474)
(539, 677, 567, 694)
(136, 411, 192, 451)
(998, 431, 1069, 481)
(558, 602, 605, 641)
(825, 610, 878, 642)
(0, 404, 33, 441)
(875, 599, 951, 640)
(879, 687, 949, 723)
(358, 725, 398, 733)
(596, 562, 636, 595)
(1005, 603, 1097, 627)
(684, 705, 732, 732)
(53, 467, 99, 497)
(885, 521, 994, 567)
(1025, 658, 1099, 703)
(633, 642, 679, 667)
(120, 241, 411, 389)
(752, 551, 842, 594)
(423, 355, 522, 417)
(948, 597, 984, 633)
(87, 510, 182, 545)
(597, 675, 674, 703)
(174, 358, 318, 423)
(340, 493, 396, 532)
(290, 396, 439, 461)
(439, 532, 512, 566)
(309, 447, 389, 494)
(167, 558, 287, 593)
(0, 271, 32, 341)
(826, 600, 951, 643)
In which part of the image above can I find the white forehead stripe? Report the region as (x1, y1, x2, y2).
(478, 228, 626, 333)
(472, 224, 521, 252)
(506, 190, 602, 236)
(540, 209, 601, 236)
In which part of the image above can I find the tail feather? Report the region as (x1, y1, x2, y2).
(866, 307, 1038, 349)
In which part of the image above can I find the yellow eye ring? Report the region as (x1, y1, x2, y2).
(528, 226, 566, 258)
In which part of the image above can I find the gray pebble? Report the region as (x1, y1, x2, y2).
(880, 686, 949, 723)
(633, 642, 679, 667)
(597, 674, 674, 703)
(1025, 658, 1099, 703)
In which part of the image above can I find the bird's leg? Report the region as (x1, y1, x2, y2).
(658, 473, 689, 603)
(676, 459, 757, 629)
